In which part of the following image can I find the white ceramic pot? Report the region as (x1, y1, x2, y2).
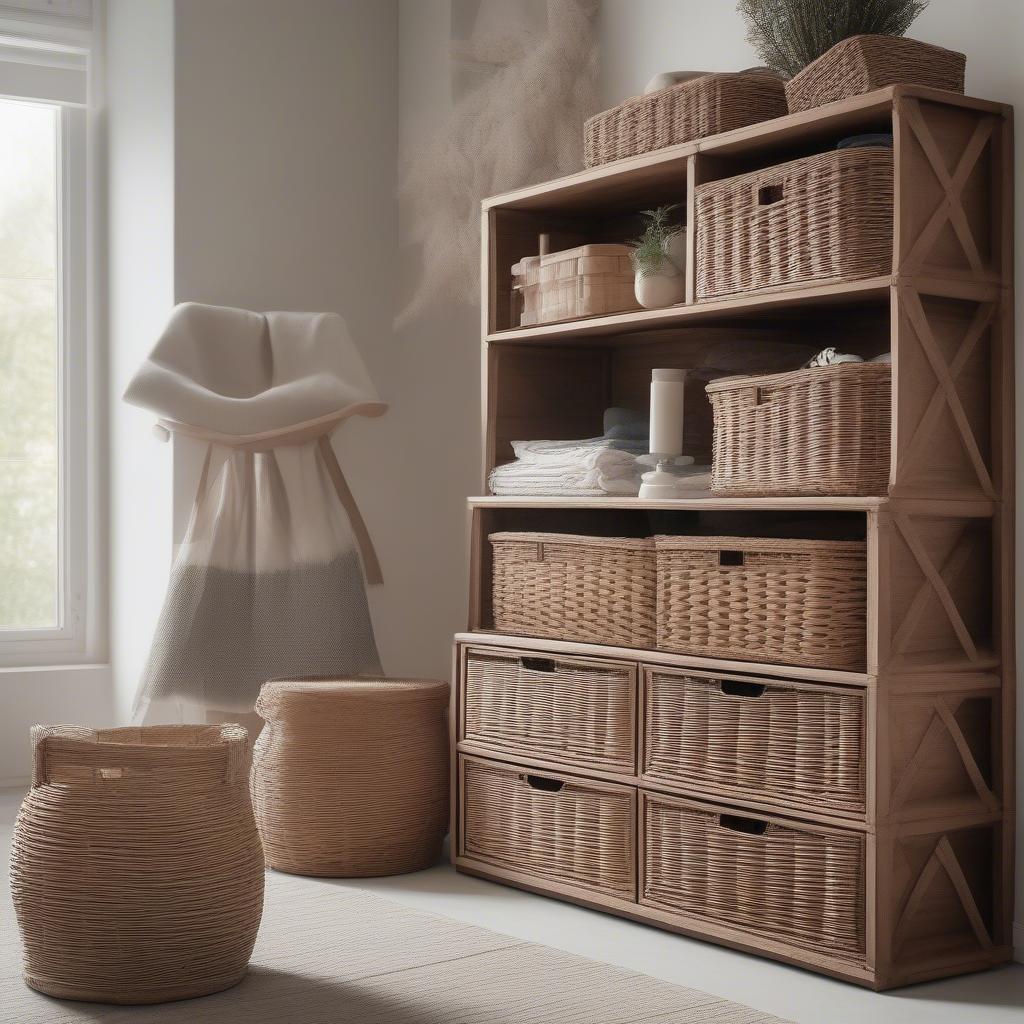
(664, 231, 687, 274)
(634, 265, 686, 309)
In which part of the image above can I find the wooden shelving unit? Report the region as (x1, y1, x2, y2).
(450, 84, 1015, 990)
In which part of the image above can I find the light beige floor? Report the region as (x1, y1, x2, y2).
(2, 787, 1021, 1023)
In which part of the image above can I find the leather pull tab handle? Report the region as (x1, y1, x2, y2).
(318, 435, 384, 586)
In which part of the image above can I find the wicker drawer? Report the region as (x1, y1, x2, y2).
(642, 668, 866, 817)
(462, 647, 637, 774)
(459, 755, 636, 899)
(641, 791, 865, 959)
(655, 535, 867, 670)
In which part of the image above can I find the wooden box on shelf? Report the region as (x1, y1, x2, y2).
(456, 84, 1014, 991)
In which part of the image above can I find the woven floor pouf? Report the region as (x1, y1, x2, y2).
(253, 677, 449, 877)
(9, 724, 265, 1005)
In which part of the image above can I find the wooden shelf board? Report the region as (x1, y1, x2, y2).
(469, 493, 887, 512)
(487, 276, 892, 344)
(456, 631, 873, 687)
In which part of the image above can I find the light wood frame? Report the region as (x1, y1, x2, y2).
(455, 85, 1014, 991)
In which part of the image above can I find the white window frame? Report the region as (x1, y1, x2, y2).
(0, 21, 98, 667)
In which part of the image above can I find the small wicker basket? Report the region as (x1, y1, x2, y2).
(654, 535, 867, 670)
(786, 34, 966, 114)
(695, 147, 893, 300)
(585, 71, 787, 168)
(490, 532, 656, 648)
(707, 363, 892, 496)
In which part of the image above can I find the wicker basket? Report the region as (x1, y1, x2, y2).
(642, 792, 865, 958)
(786, 35, 966, 114)
(584, 71, 787, 168)
(695, 147, 893, 300)
(490, 532, 656, 648)
(463, 647, 636, 773)
(512, 243, 638, 326)
(654, 535, 867, 670)
(460, 755, 636, 897)
(10, 725, 264, 1004)
(253, 677, 449, 877)
(643, 669, 866, 815)
(707, 363, 892, 496)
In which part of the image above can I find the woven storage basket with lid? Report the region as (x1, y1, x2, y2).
(786, 35, 966, 114)
(707, 362, 892, 496)
(695, 146, 893, 299)
(253, 677, 449, 877)
(654, 535, 867, 670)
(10, 724, 264, 1005)
(584, 71, 787, 167)
(490, 532, 656, 647)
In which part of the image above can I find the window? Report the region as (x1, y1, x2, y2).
(0, 30, 91, 664)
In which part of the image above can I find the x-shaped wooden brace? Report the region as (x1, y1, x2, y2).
(899, 291, 996, 498)
(901, 98, 996, 277)
(890, 693, 998, 814)
(893, 835, 993, 956)
(892, 512, 982, 664)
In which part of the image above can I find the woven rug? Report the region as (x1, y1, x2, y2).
(1, 869, 789, 1023)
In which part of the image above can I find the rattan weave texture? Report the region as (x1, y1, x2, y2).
(654, 536, 868, 670)
(463, 648, 636, 773)
(695, 147, 893, 300)
(584, 72, 787, 168)
(252, 678, 449, 878)
(642, 792, 865, 958)
(461, 757, 635, 898)
(785, 34, 966, 114)
(707, 363, 892, 497)
(490, 532, 656, 648)
(643, 671, 866, 814)
(9, 724, 265, 1004)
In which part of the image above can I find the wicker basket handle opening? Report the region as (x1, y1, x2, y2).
(718, 549, 745, 567)
(520, 656, 556, 673)
(756, 183, 784, 207)
(719, 679, 766, 698)
(718, 813, 769, 837)
(522, 773, 565, 794)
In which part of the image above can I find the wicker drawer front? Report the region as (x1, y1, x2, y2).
(460, 756, 636, 899)
(643, 669, 866, 816)
(463, 648, 636, 774)
(655, 536, 867, 670)
(642, 792, 865, 959)
(695, 147, 893, 300)
(490, 532, 656, 648)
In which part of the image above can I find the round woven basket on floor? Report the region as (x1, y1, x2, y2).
(9, 724, 265, 1005)
(252, 677, 449, 877)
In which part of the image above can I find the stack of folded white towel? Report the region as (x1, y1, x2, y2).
(488, 408, 648, 497)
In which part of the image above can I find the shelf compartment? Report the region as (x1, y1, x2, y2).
(642, 666, 866, 819)
(458, 754, 636, 900)
(460, 645, 637, 775)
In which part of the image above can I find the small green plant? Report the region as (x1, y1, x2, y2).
(737, 0, 929, 78)
(631, 205, 684, 277)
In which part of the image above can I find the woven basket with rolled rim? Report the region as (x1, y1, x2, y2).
(490, 532, 656, 648)
(460, 756, 636, 898)
(643, 670, 866, 815)
(9, 724, 264, 1005)
(695, 146, 893, 300)
(642, 792, 865, 958)
(707, 363, 892, 497)
(786, 34, 966, 114)
(252, 677, 449, 877)
(463, 647, 636, 774)
(654, 535, 867, 670)
(584, 71, 787, 168)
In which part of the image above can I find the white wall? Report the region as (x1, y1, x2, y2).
(106, 0, 176, 721)
(599, 0, 1024, 959)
